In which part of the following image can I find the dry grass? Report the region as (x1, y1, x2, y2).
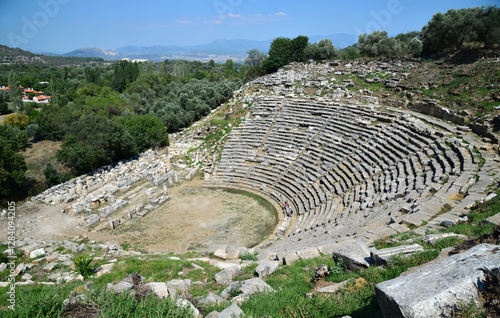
(20, 140, 63, 182)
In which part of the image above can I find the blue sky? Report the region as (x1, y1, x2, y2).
(0, 0, 498, 53)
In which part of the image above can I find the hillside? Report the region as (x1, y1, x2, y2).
(0, 45, 105, 66)
(1, 51, 499, 317)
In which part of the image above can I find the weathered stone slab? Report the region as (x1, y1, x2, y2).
(371, 244, 424, 266)
(167, 279, 192, 297)
(482, 213, 500, 226)
(375, 244, 500, 318)
(107, 281, 133, 294)
(225, 246, 241, 260)
(214, 248, 228, 260)
(423, 233, 467, 245)
(297, 247, 320, 260)
(219, 303, 244, 318)
(317, 278, 355, 293)
(221, 277, 275, 299)
(255, 261, 279, 278)
(87, 214, 100, 227)
(332, 239, 371, 271)
(281, 252, 299, 265)
(204, 292, 227, 305)
(215, 266, 241, 285)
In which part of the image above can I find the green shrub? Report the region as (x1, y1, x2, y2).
(73, 252, 95, 280)
(240, 252, 259, 261)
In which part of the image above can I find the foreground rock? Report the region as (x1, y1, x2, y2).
(331, 239, 371, 271)
(375, 244, 500, 318)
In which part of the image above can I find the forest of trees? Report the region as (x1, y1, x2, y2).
(0, 58, 244, 200)
(0, 5, 498, 201)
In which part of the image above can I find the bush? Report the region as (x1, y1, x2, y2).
(24, 123, 39, 139)
(240, 252, 259, 261)
(73, 252, 95, 280)
(118, 114, 169, 152)
(3, 113, 30, 130)
(43, 164, 70, 188)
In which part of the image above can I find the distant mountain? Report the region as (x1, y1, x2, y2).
(52, 34, 357, 63)
(62, 47, 120, 59)
(0, 45, 105, 66)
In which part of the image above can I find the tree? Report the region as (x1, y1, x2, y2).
(224, 59, 235, 78)
(8, 71, 22, 113)
(472, 5, 500, 48)
(0, 125, 28, 150)
(0, 137, 27, 199)
(358, 31, 403, 57)
(263, 37, 293, 74)
(421, 6, 500, 53)
(245, 49, 266, 68)
(118, 114, 169, 152)
(112, 60, 140, 92)
(85, 66, 102, 85)
(57, 115, 136, 175)
(0, 95, 9, 114)
(290, 35, 309, 62)
(305, 39, 340, 60)
(408, 37, 423, 56)
(342, 46, 361, 60)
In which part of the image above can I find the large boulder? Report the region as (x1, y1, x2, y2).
(375, 244, 500, 318)
(331, 239, 371, 271)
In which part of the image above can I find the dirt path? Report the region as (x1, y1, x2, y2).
(2, 179, 278, 254)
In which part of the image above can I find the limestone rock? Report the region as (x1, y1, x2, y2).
(167, 279, 192, 297)
(204, 292, 227, 305)
(215, 266, 241, 285)
(219, 303, 244, 318)
(29, 248, 45, 258)
(176, 299, 200, 317)
(317, 278, 355, 293)
(297, 247, 320, 260)
(205, 311, 219, 318)
(146, 282, 170, 299)
(423, 233, 467, 245)
(221, 277, 275, 299)
(375, 244, 500, 318)
(255, 261, 279, 278)
(331, 239, 371, 271)
(107, 281, 133, 294)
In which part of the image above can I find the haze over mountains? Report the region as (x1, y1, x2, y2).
(44, 34, 356, 63)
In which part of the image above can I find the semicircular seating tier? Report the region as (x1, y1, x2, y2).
(204, 96, 491, 255)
